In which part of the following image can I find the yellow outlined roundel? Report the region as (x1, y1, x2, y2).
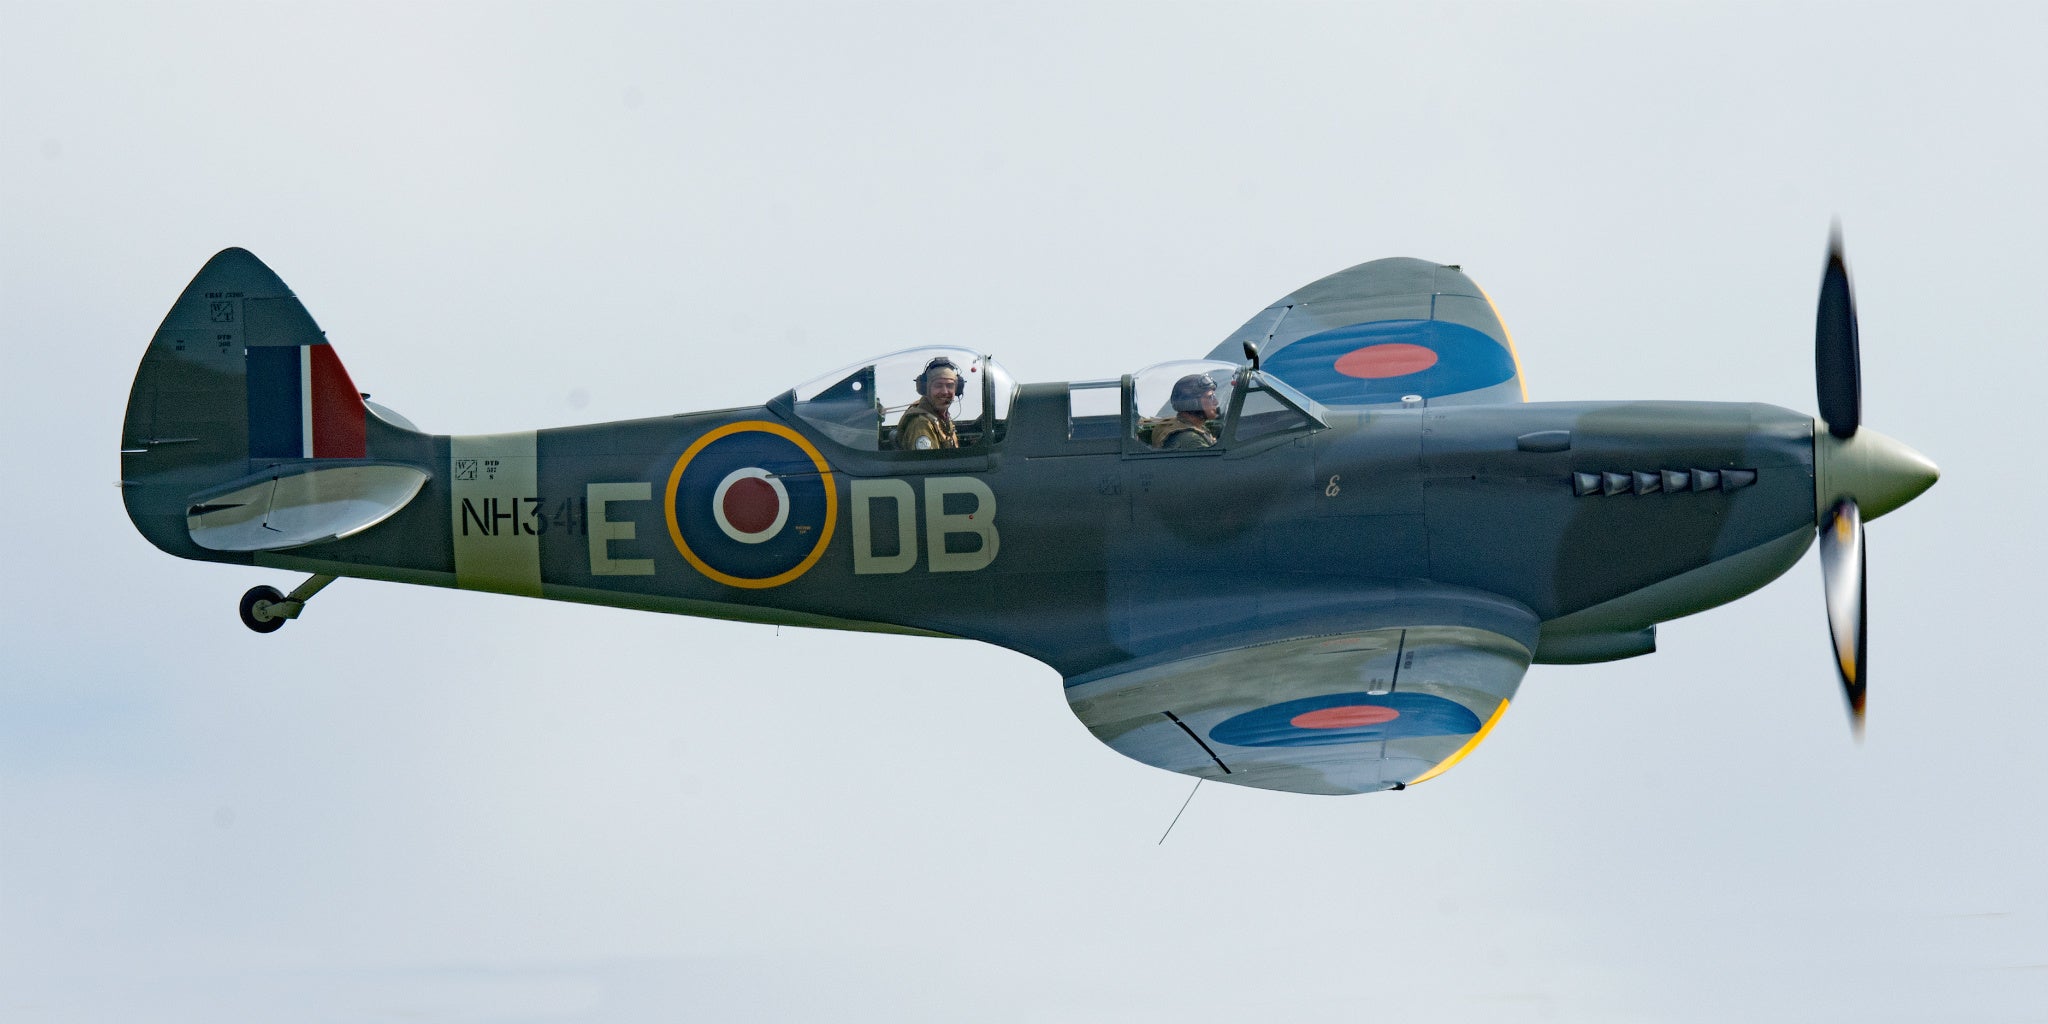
(664, 420, 837, 589)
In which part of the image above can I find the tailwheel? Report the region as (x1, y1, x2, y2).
(239, 585, 288, 633)
(235, 574, 336, 634)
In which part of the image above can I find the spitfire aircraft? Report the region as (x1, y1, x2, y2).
(120, 240, 1937, 795)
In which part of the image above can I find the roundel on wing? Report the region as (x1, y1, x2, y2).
(1262, 319, 1517, 405)
(1209, 692, 1482, 748)
(665, 421, 837, 589)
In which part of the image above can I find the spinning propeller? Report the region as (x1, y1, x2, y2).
(1810, 226, 1938, 736)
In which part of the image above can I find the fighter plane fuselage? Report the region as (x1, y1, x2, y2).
(128, 384, 1821, 677)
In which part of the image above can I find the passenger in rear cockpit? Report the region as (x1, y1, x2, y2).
(1144, 373, 1220, 450)
(897, 356, 963, 451)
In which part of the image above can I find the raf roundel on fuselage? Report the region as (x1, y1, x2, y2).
(1208, 257, 1527, 408)
(664, 421, 838, 589)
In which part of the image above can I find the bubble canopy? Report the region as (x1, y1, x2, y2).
(1128, 359, 1325, 450)
(787, 347, 1015, 452)
(1131, 359, 1238, 423)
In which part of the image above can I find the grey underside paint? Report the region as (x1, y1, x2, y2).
(1067, 620, 1531, 795)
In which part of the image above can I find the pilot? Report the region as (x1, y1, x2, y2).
(897, 356, 964, 451)
(1147, 373, 1221, 450)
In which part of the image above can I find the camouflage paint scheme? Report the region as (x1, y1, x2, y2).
(121, 250, 1931, 795)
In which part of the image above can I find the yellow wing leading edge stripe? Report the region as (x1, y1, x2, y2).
(1407, 698, 1511, 786)
(1475, 282, 1529, 402)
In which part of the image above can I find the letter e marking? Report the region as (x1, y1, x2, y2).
(588, 482, 655, 576)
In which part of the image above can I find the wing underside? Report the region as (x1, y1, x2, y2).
(1066, 623, 1532, 795)
(1208, 258, 1526, 409)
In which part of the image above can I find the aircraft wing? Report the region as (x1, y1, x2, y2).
(1207, 258, 1526, 408)
(1066, 616, 1532, 795)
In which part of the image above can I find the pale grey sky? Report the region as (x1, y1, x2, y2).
(3, 3, 2041, 1021)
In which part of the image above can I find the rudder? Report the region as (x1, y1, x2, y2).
(121, 249, 425, 561)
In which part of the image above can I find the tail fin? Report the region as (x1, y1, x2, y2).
(121, 249, 427, 560)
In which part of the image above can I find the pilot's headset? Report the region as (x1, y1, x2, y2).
(1171, 372, 1218, 415)
(914, 356, 965, 407)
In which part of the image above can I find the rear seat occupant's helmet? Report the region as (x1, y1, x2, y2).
(1171, 373, 1217, 414)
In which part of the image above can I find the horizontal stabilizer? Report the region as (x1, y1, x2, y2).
(122, 248, 429, 562)
(187, 463, 428, 552)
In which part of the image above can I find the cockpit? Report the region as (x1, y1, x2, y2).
(783, 347, 1322, 456)
(788, 347, 1016, 452)
(1124, 359, 1323, 452)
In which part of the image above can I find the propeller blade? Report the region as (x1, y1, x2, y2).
(1819, 498, 1868, 734)
(1816, 226, 1862, 439)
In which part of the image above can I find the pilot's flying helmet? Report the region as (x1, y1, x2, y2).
(1170, 372, 1218, 414)
(915, 356, 964, 398)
